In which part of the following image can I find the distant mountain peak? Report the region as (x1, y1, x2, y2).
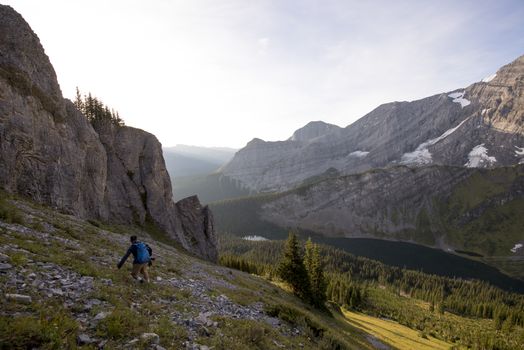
(246, 137, 266, 146)
(289, 121, 341, 142)
(221, 53, 524, 192)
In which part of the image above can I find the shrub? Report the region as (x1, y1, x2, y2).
(0, 311, 78, 349)
(153, 316, 188, 347)
(30, 221, 45, 232)
(0, 197, 24, 225)
(96, 307, 147, 339)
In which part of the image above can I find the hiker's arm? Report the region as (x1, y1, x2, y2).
(117, 247, 132, 269)
(146, 244, 152, 257)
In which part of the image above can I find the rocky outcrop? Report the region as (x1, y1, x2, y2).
(288, 121, 342, 142)
(175, 196, 217, 262)
(0, 5, 217, 261)
(468, 56, 524, 135)
(221, 55, 524, 192)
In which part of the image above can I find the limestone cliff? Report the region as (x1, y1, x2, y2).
(0, 5, 217, 261)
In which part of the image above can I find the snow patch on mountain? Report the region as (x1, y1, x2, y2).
(511, 243, 523, 253)
(401, 148, 432, 165)
(348, 151, 369, 158)
(242, 235, 268, 241)
(482, 74, 497, 83)
(515, 146, 524, 156)
(401, 117, 469, 165)
(465, 144, 497, 167)
(448, 91, 471, 108)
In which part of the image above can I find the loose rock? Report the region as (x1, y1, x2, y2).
(5, 293, 32, 304)
(140, 332, 160, 344)
(0, 263, 13, 270)
(77, 333, 93, 345)
(94, 311, 110, 321)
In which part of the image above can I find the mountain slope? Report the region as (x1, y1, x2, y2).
(211, 165, 524, 279)
(0, 5, 216, 261)
(221, 55, 524, 192)
(0, 193, 381, 349)
(3, 193, 524, 349)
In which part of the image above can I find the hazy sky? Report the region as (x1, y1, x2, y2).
(4, 0, 524, 148)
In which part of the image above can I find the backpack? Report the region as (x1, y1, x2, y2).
(134, 242, 150, 264)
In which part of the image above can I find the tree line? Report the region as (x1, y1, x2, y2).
(73, 88, 124, 129)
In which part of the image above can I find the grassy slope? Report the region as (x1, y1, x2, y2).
(444, 167, 524, 253)
(0, 194, 377, 349)
(361, 287, 524, 350)
(342, 309, 454, 350)
(441, 166, 524, 279)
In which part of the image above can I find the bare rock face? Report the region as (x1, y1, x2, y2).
(0, 5, 217, 261)
(221, 55, 524, 192)
(468, 55, 524, 135)
(260, 166, 473, 239)
(175, 196, 217, 262)
(95, 125, 177, 228)
(0, 5, 107, 218)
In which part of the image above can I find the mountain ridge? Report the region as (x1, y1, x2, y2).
(221, 54, 524, 193)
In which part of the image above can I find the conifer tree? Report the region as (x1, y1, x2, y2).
(73, 88, 125, 128)
(304, 238, 327, 307)
(277, 232, 311, 300)
(74, 86, 83, 111)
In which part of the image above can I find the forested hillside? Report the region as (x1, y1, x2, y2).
(219, 234, 524, 349)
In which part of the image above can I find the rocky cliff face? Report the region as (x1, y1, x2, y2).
(0, 5, 217, 261)
(222, 56, 524, 192)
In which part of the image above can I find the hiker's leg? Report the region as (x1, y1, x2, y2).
(141, 263, 150, 283)
(131, 263, 141, 280)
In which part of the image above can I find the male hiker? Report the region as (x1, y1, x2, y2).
(117, 235, 152, 283)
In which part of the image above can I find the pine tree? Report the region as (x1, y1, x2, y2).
(304, 238, 314, 274)
(305, 238, 327, 307)
(277, 232, 311, 300)
(74, 87, 83, 111)
(73, 88, 125, 128)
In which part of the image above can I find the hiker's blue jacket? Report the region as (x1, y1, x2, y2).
(117, 242, 152, 268)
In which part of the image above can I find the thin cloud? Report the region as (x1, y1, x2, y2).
(3, 0, 524, 148)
